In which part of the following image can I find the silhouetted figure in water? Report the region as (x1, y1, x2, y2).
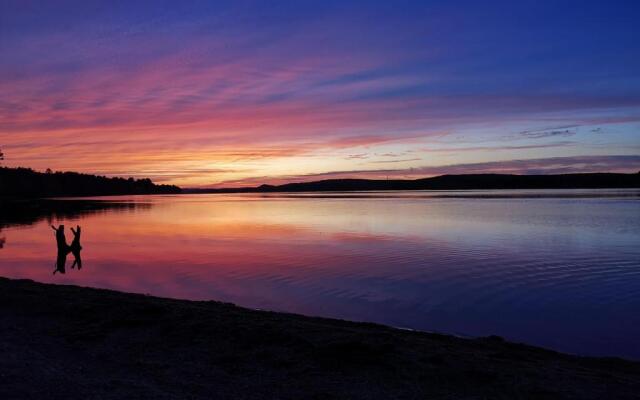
(51, 224, 69, 274)
(50, 224, 83, 274)
(51, 224, 68, 251)
(69, 225, 82, 270)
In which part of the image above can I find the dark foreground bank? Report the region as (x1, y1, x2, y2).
(1, 278, 639, 400)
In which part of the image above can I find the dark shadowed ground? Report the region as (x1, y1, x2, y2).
(1, 277, 639, 399)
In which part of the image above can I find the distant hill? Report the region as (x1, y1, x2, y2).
(0, 167, 181, 198)
(188, 173, 640, 193)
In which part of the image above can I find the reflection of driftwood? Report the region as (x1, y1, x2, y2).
(53, 247, 68, 275)
(70, 226, 82, 270)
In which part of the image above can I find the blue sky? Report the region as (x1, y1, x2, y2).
(1, 0, 639, 185)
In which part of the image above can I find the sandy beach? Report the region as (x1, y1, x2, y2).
(1, 277, 639, 399)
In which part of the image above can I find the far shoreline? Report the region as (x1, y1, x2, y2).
(185, 172, 640, 194)
(3, 166, 639, 198)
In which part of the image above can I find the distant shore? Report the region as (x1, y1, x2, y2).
(186, 172, 640, 193)
(2, 167, 639, 198)
(2, 277, 639, 399)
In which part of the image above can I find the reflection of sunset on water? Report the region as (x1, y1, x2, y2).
(1, 193, 639, 358)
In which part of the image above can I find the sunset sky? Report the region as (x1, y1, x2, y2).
(1, 0, 639, 187)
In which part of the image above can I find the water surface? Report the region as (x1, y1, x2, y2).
(1, 190, 639, 359)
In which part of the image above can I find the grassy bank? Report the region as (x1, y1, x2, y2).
(1, 277, 639, 399)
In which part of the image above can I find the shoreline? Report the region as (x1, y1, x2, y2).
(2, 277, 639, 399)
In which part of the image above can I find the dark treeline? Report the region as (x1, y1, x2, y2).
(0, 167, 181, 198)
(188, 173, 640, 193)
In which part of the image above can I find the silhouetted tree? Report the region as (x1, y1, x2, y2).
(0, 167, 181, 197)
(0, 148, 4, 162)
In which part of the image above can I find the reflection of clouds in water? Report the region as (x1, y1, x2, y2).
(1, 194, 639, 359)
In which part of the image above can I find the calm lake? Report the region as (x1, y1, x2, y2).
(1, 190, 639, 359)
